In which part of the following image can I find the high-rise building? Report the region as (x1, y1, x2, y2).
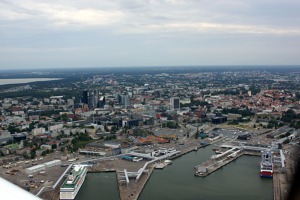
(122, 95, 130, 109)
(115, 93, 122, 104)
(81, 90, 88, 104)
(88, 90, 99, 109)
(98, 96, 106, 108)
(170, 97, 180, 110)
(67, 99, 74, 107)
(82, 90, 100, 109)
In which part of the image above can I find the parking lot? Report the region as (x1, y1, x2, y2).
(0, 151, 71, 195)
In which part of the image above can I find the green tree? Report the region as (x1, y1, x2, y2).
(52, 144, 57, 149)
(61, 114, 68, 122)
(30, 150, 36, 159)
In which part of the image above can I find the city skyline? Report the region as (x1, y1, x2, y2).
(0, 67, 299, 199)
(0, 0, 300, 69)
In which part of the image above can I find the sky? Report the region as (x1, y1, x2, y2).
(0, 0, 300, 69)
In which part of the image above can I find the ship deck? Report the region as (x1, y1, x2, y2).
(61, 167, 86, 189)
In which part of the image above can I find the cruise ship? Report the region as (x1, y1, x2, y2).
(60, 165, 87, 200)
(260, 151, 273, 178)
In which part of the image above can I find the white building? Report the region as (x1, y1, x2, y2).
(25, 164, 46, 174)
(32, 128, 45, 136)
(49, 124, 63, 131)
(44, 160, 61, 168)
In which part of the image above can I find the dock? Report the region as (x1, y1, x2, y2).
(194, 143, 268, 177)
(273, 161, 292, 200)
(273, 171, 282, 200)
(195, 150, 244, 177)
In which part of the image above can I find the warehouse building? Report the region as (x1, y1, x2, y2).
(25, 159, 61, 174)
(44, 160, 61, 168)
(25, 164, 46, 174)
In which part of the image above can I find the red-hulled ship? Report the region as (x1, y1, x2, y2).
(260, 150, 273, 178)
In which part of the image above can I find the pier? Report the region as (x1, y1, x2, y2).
(194, 144, 269, 177)
(195, 149, 245, 177)
(273, 171, 281, 200)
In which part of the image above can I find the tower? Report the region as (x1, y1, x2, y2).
(122, 95, 130, 109)
(81, 90, 88, 104)
(88, 90, 99, 109)
(170, 97, 180, 110)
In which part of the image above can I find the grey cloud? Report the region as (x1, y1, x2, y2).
(0, 0, 299, 68)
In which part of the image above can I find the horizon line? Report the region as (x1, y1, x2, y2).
(1, 64, 300, 71)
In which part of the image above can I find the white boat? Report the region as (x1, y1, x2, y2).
(60, 165, 87, 200)
(164, 160, 172, 165)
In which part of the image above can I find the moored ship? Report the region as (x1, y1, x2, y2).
(260, 151, 273, 178)
(60, 165, 87, 200)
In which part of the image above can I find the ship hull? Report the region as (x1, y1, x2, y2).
(260, 171, 273, 178)
(260, 150, 273, 179)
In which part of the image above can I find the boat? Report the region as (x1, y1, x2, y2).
(260, 151, 273, 178)
(60, 165, 87, 199)
(164, 160, 172, 165)
(215, 150, 222, 154)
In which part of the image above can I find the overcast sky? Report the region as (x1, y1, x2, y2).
(0, 0, 300, 69)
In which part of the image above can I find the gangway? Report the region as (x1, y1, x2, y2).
(135, 150, 180, 182)
(123, 169, 130, 184)
(220, 144, 269, 152)
(280, 150, 285, 168)
(128, 152, 155, 160)
(52, 164, 73, 189)
(37, 164, 73, 197)
(211, 148, 237, 159)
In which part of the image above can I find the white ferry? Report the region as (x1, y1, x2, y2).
(260, 151, 273, 178)
(60, 165, 87, 200)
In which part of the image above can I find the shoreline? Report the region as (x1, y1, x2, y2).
(0, 78, 63, 86)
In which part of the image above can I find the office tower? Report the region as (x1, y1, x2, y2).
(122, 95, 130, 109)
(81, 90, 88, 104)
(98, 96, 106, 108)
(170, 97, 180, 110)
(88, 90, 99, 109)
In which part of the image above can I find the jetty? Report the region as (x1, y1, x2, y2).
(195, 148, 244, 176)
(194, 144, 268, 177)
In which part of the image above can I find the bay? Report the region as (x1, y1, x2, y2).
(0, 78, 62, 85)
